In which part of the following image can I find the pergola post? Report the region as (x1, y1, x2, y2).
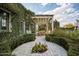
(9, 14, 12, 32)
(32, 15, 53, 34)
(46, 23, 48, 34)
(52, 17, 54, 31)
(23, 21, 25, 34)
(36, 24, 38, 34)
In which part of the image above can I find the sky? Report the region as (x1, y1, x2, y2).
(22, 3, 79, 27)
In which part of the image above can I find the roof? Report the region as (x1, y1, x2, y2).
(0, 3, 26, 14)
(33, 15, 53, 16)
(32, 14, 53, 18)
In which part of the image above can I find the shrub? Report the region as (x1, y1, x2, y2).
(45, 34, 69, 51)
(23, 34, 35, 42)
(0, 32, 11, 56)
(9, 34, 36, 51)
(68, 45, 79, 56)
(0, 32, 10, 42)
(0, 40, 11, 56)
(46, 29, 79, 56)
(0, 33, 35, 56)
(32, 43, 48, 53)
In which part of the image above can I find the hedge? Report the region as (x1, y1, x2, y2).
(0, 32, 11, 55)
(45, 34, 69, 51)
(0, 32, 10, 42)
(9, 34, 36, 51)
(0, 33, 35, 56)
(45, 29, 79, 56)
(68, 46, 79, 56)
(0, 40, 11, 56)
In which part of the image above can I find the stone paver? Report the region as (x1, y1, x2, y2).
(12, 36, 67, 56)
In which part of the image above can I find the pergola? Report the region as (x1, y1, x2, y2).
(32, 15, 54, 34)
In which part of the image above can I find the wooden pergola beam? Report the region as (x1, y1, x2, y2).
(0, 8, 11, 14)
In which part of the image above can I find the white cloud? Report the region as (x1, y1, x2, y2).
(36, 11, 43, 15)
(40, 3, 48, 6)
(42, 3, 74, 26)
(43, 10, 53, 15)
(60, 11, 79, 20)
(56, 3, 68, 6)
(59, 11, 79, 27)
(53, 14, 64, 21)
(43, 3, 71, 15)
(42, 3, 79, 27)
(65, 7, 75, 13)
(36, 3, 79, 27)
(56, 3, 63, 6)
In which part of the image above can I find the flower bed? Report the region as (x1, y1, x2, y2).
(32, 43, 48, 53)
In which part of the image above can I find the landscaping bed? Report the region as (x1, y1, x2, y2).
(32, 43, 48, 53)
(0, 33, 36, 56)
(45, 29, 79, 56)
(45, 34, 69, 51)
(0, 32, 11, 56)
(9, 34, 36, 51)
(0, 40, 11, 56)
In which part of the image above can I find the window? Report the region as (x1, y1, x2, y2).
(1, 13, 7, 30)
(26, 23, 29, 30)
(0, 9, 9, 31)
(1, 18, 7, 30)
(20, 21, 25, 34)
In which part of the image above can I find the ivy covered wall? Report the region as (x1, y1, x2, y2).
(0, 3, 35, 55)
(0, 3, 35, 43)
(0, 3, 35, 36)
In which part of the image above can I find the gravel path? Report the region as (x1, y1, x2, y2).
(12, 36, 67, 56)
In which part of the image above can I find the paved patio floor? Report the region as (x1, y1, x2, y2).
(12, 36, 67, 56)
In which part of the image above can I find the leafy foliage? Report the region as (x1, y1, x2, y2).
(45, 29, 79, 56)
(53, 20, 60, 29)
(0, 33, 35, 55)
(0, 32, 11, 56)
(45, 34, 69, 51)
(0, 40, 11, 56)
(9, 34, 35, 51)
(32, 43, 48, 53)
(64, 23, 75, 30)
(0, 3, 35, 56)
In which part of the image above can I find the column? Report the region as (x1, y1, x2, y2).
(9, 14, 12, 32)
(52, 17, 54, 31)
(23, 21, 25, 34)
(46, 18, 48, 33)
(36, 24, 38, 34)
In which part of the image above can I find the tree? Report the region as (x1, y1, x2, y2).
(64, 23, 75, 30)
(53, 20, 60, 29)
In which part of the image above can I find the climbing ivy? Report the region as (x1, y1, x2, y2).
(0, 3, 35, 55)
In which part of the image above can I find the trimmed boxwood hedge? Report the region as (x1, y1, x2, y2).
(0, 40, 11, 56)
(45, 34, 69, 51)
(45, 29, 79, 56)
(68, 46, 79, 56)
(9, 34, 36, 51)
(0, 32, 10, 42)
(0, 33, 35, 56)
(0, 32, 11, 56)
